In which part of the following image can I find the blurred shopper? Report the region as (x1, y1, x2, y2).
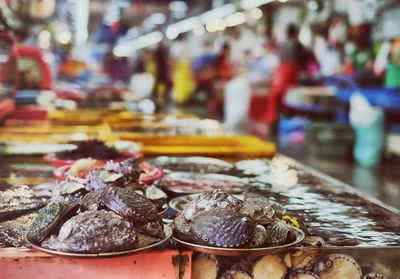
(263, 24, 303, 125)
(171, 36, 195, 105)
(129, 49, 155, 99)
(193, 41, 216, 100)
(215, 42, 234, 80)
(385, 39, 400, 88)
(153, 43, 172, 109)
(210, 42, 234, 118)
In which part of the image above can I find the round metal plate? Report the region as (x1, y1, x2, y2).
(26, 225, 172, 258)
(173, 228, 305, 257)
(157, 172, 247, 194)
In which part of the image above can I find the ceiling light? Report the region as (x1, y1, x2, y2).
(240, 0, 274, 10)
(250, 8, 263, 20)
(225, 12, 246, 27)
(193, 25, 205, 36)
(200, 4, 236, 23)
(149, 13, 166, 25)
(206, 18, 226, 33)
(114, 31, 163, 57)
(57, 30, 72, 44)
(166, 27, 179, 40)
(169, 1, 188, 13)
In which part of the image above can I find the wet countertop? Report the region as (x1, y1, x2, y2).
(0, 155, 399, 249)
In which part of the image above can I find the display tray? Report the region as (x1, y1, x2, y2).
(173, 228, 305, 257)
(25, 225, 172, 258)
(0, 155, 399, 250)
(118, 133, 276, 156)
(156, 172, 247, 194)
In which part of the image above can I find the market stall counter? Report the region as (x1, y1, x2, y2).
(0, 154, 399, 278)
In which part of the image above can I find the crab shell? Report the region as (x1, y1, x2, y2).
(135, 219, 164, 239)
(79, 190, 104, 211)
(50, 181, 88, 204)
(249, 225, 267, 248)
(104, 158, 143, 183)
(240, 197, 276, 225)
(191, 210, 255, 248)
(27, 202, 79, 244)
(182, 189, 242, 221)
(264, 219, 296, 246)
(314, 254, 362, 279)
(44, 210, 138, 253)
(88, 169, 126, 191)
(173, 212, 193, 242)
(101, 187, 159, 223)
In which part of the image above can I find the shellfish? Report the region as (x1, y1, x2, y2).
(101, 187, 159, 223)
(191, 210, 255, 248)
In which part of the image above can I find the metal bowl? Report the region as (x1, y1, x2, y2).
(26, 225, 172, 258)
(173, 227, 305, 257)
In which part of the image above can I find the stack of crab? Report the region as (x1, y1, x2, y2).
(173, 189, 299, 249)
(26, 159, 168, 254)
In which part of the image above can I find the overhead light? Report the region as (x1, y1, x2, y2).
(206, 18, 226, 33)
(166, 27, 179, 40)
(113, 31, 163, 57)
(167, 16, 201, 35)
(225, 12, 246, 27)
(169, 1, 188, 13)
(250, 8, 263, 20)
(240, 0, 274, 10)
(200, 4, 236, 23)
(193, 25, 205, 36)
(57, 30, 72, 44)
(278, 0, 288, 2)
(149, 13, 166, 25)
(39, 30, 51, 49)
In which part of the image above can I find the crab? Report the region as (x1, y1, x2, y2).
(41, 210, 138, 253)
(50, 181, 88, 204)
(264, 219, 296, 246)
(104, 159, 143, 183)
(182, 189, 243, 221)
(191, 209, 256, 248)
(239, 197, 277, 225)
(101, 187, 159, 224)
(26, 202, 79, 244)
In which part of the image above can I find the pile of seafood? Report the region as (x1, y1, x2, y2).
(26, 159, 168, 254)
(173, 189, 303, 249)
(191, 251, 389, 279)
(51, 140, 127, 160)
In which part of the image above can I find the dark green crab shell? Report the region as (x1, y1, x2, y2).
(264, 219, 296, 246)
(101, 187, 159, 223)
(27, 202, 79, 244)
(191, 210, 256, 248)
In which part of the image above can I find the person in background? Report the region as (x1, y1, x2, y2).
(171, 34, 195, 105)
(263, 24, 303, 126)
(192, 40, 216, 101)
(214, 42, 234, 80)
(385, 39, 400, 88)
(209, 42, 234, 118)
(153, 42, 172, 110)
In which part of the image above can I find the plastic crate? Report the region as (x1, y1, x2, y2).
(307, 122, 355, 157)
